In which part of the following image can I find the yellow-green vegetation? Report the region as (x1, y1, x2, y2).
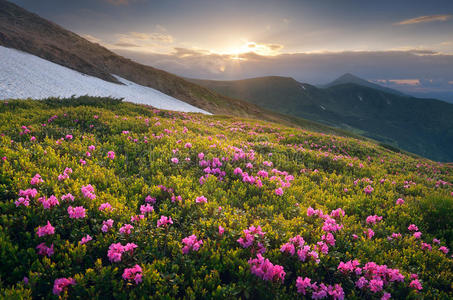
(0, 97, 452, 299)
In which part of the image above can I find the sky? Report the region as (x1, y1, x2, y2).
(10, 0, 453, 102)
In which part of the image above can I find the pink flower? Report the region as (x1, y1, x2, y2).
(99, 202, 113, 211)
(65, 134, 73, 140)
(366, 215, 383, 225)
(140, 204, 154, 214)
(182, 234, 203, 254)
(218, 225, 225, 236)
(107, 151, 115, 160)
(53, 277, 76, 295)
(67, 206, 86, 219)
(365, 228, 375, 239)
(413, 231, 422, 239)
(36, 243, 54, 257)
(396, 198, 405, 205)
(88, 145, 96, 152)
(195, 195, 207, 203)
(198, 152, 205, 160)
(81, 184, 96, 199)
(30, 173, 44, 185)
(275, 187, 284, 196)
(382, 292, 391, 300)
(171, 157, 179, 164)
(36, 221, 55, 237)
(119, 224, 134, 235)
(157, 215, 173, 227)
(79, 235, 92, 245)
(61, 193, 74, 202)
(107, 242, 137, 262)
(408, 224, 418, 231)
(363, 185, 374, 194)
(19, 188, 38, 198)
(369, 279, 384, 293)
(39, 195, 60, 209)
(439, 246, 449, 254)
(409, 279, 423, 291)
(15, 197, 30, 207)
(184, 142, 192, 148)
(122, 265, 143, 284)
(248, 254, 285, 282)
(145, 195, 156, 203)
(102, 219, 114, 232)
(296, 276, 312, 295)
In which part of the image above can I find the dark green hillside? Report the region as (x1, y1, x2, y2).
(189, 77, 453, 162)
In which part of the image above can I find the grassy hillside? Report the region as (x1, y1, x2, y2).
(0, 97, 452, 299)
(189, 77, 453, 162)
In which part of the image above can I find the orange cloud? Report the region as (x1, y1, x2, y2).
(395, 14, 452, 25)
(388, 79, 420, 86)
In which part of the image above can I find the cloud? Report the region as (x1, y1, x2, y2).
(113, 47, 453, 101)
(103, 0, 132, 6)
(81, 34, 103, 44)
(388, 79, 420, 86)
(395, 14, 452, 25)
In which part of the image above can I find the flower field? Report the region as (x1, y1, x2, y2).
(0, 97, 452, 299)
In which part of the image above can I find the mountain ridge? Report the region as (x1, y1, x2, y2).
(188, 76, 453, 162)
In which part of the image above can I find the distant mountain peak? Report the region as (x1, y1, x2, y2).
(324, 73, 406, 96)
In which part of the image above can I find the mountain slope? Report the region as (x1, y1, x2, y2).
(188, 76, 453, 162)
(323, 73, 406, 96)
(0, 0, 359, 138)
(0, 46, 208, 114)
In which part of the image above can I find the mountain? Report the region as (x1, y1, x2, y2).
(188, 76, 453, 162)
(0, 0, 355, 137)
(323, 73, 406, 96)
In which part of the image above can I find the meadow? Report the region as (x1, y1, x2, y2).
(0, 97, 452, 299)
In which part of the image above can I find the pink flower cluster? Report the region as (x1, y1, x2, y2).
(61, 193, 74, 202)
(58, 167, 72, 181)
(296, 277, 344, 300)
(195, 195, 207, 203)
(280, 235, 320, 263)
(140, 204, 154, 214)
(101, 219, 114, 232)
(237, 225, 266, 254)
(79, 235, 92, 245)
(36, 243, 54, 257)
(338, 260, 404, 295)
(39, 195, 60, 209)
(36, 221, 55, 237)
(81, 184, 96, 199)
(15, 188, 38, 207)
(157, 215, 173, 227)
(248, 254, 285, 283)
(107, 242, 138, 262)
(363, 185, 374, 194)
(122, 265, 143, 284)
(99, 202, 113, 211)
(67, 206, 86, 219)
(107, 151, 115, 160)
(119, 224, 134, 235)
(30, 173, 43, 185)
(53, 277, 76, 295)
(366, 215, 383, 225)
(182, 235, 203, 254)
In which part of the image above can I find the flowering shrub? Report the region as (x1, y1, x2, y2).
(0, 97, 452, 298)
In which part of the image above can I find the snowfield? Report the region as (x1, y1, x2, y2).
(0, 46, 210, 114)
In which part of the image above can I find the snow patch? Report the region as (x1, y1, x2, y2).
(0, 46, 209, 114)
(320, 105, 326, 110)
